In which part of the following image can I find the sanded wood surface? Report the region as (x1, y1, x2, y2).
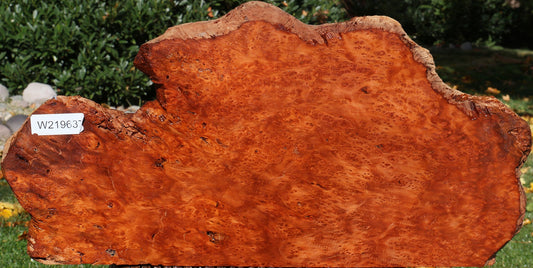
(2, 1, 531, 267)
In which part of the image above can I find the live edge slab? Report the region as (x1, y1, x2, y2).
(2, 1, 531, 267)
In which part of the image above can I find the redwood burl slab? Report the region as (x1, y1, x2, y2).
(2, 2, 531, 267)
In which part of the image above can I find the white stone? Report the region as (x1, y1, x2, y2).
(9, 95, 29, 108)
(22, 82, 57, 105)
(124, 105, 140, 113)
(0, 84, 9, 101)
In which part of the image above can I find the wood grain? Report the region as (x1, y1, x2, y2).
(2, 1, 530, 267)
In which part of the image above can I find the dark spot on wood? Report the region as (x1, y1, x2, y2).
(206, 231, 225, 243)
(311, 182, 328, 190)
(276, 23, 289, 32)
(106, 249, 116, 257)
(216, 138, 228, 148)
(155, 157, 167, 168)
(16, 154, 28, 164)
(46, 208, 57, 219)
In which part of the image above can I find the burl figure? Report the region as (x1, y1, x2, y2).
(2, 1, 530, 267)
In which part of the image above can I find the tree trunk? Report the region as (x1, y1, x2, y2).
(2, 2, 530, 267)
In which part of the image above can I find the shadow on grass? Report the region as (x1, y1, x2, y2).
(431, 47, 533, 115)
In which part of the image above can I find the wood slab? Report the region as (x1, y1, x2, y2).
(2, 1, 531, 267)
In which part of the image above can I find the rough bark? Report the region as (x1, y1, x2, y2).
(2, 1, 531, 267)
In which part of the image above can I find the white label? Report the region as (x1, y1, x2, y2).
(30, 113, 84, 135)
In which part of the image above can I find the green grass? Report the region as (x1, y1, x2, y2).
(432, 47, 533, 97)
(432, 47, 533, 115)
(1, 213, 37, 267)
(0, 178, 19, 204)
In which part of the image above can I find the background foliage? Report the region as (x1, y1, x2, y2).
(0, 0, 531, 106)
(342, 0, 533, 48)
(0, 0, 346, 106)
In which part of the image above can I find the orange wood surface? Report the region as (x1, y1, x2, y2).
(2, 2, 530, 267)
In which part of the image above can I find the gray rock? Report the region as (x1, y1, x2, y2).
(6, 114, 28, 132)
(22, 82, 57, 105)
(0, 124, 12, 140)
(460, 42, 473, 50)
(9, 95, 29, 108)
(0, 84, 9, 101)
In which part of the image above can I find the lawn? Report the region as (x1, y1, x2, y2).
(1, 46, 532, 267)
(431, 47, 533, 115)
